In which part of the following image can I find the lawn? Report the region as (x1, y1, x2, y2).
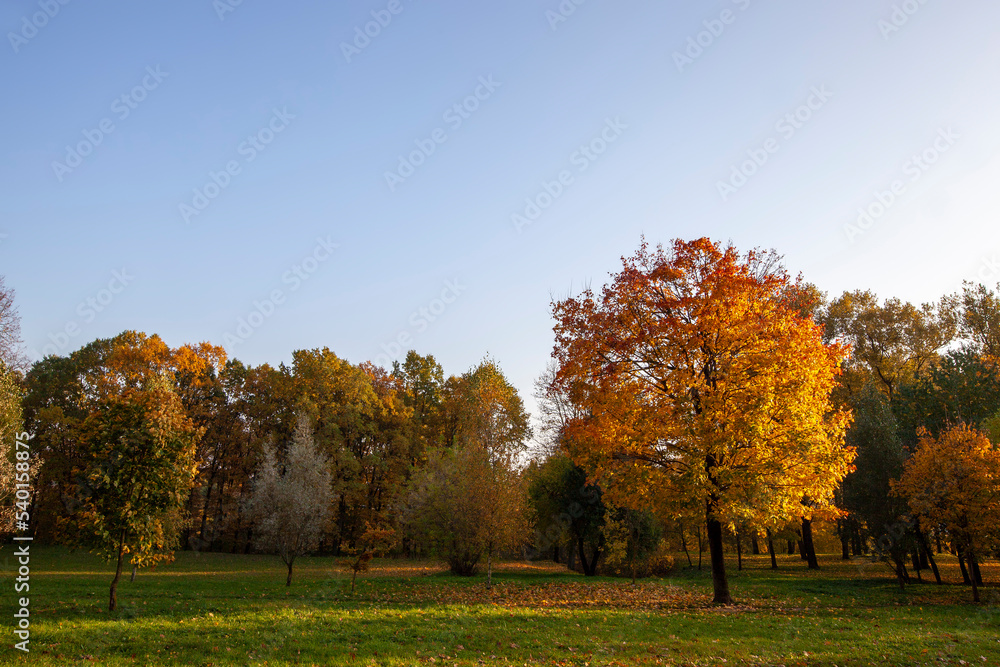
(2, 547, 998, 666)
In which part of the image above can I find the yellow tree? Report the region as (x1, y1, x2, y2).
(894, 425, 1000, 602)
(552, 238, 853, 604)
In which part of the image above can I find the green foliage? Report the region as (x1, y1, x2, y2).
(894, 348, 1000, 447)
(526, 454, 605, 574)
(69, 374, 201, 571)
(600, 506, 662, 579)
(842, 383, 912, 562)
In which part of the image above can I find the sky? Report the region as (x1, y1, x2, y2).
(2, 0, 999, 425)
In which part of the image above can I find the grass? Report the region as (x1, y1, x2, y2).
(1, 546, 999, 666)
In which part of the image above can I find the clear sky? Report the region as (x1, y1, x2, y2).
(2, 0, 999, 424)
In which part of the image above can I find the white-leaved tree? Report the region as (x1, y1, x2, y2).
(246, 417, 334, 586)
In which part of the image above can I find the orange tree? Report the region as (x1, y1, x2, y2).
(894, 424, 1000, 602)
(551, 238, 853, 604)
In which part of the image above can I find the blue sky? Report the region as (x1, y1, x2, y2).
(2, 0, 999, 423)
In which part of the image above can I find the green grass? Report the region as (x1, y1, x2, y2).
(2, 546, 999, 666)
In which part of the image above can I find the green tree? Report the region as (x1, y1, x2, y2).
(842, 383, 913, 587)
(527, 454, 605, 575)
(69, 375, 201, 610)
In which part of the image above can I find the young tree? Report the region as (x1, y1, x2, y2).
(403, 359, 531, 584)
(69, 375, 201, 611)
(552, 238, 853, 604)
(457, 359, 531, 588)
(245, 417, 334, 586)
(403, 445, 490, 575)
(342, 521, 397, 592)
(894, 425, 1000, 602)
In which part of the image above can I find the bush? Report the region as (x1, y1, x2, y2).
(598, 539, 675, 579)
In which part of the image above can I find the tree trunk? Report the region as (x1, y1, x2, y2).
(969, 552, 984, 587)
(681, 527, 693, 568)
(969, 550, 981, 602)
(957, 546, 971, 584)
(130, 564, 137, 583)
(766, 529, 778, 570)
(286, 560, 294, 587)
(351, 567, 358, 592)
(801, 518, 819, 570)
(578, 537, 597, 577)
(487, 550, 493, 590)
(706, 500, 733, 604)
(109, 528, 127, 611)
(911, 549, 922, 582)
(787, 539, 795, 555)
(735, 527, 743, 571)
(751, 531, 760, 556)
(838, 520, 850, 560)
(552, 544, 560, 564)
(798, 539, 807, 560)
(893, 556, 907, 591)
(565, 539, 576, 572)
(917, 529, 941, 585)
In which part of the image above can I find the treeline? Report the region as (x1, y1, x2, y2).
(17, 333, 526, 558)
(2, 238, 1000, 607)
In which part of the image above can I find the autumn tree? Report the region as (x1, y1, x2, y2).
(552, 238, 853, 604)
(823, 290, 955, 401)
(290, 349, 413, 550)
(0, 278, 26, 539)
(0, 362, 25, 538)
(403, 445, 491, 574)
(245, 417, 334, 586)
(455, 359, 531, 588)
(947, 281, 1000, 358)
(67, 374, 201, 611)
(894, 425, 1000, 602)
(404, 359, 530, 581)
